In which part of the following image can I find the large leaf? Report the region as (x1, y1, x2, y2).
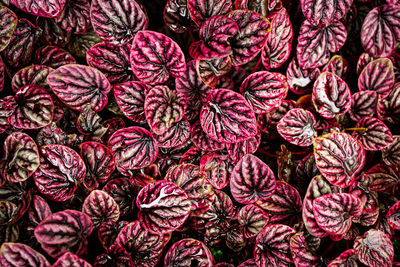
(200, 89, 257, 143)
(0, 6, 17, 52)
(313, 132, 365, 188)
(164, 239, 214, 267)
(10, 0, 66, 17)
(352, 117, 393, 151)
(187, 0, 233, 26)
(230, 154, 276, 204)
(361, 5, 400, 58)
(130, 30, 186, 85)
(0, 242, 50, 267)
(90, 0, 147, 45)
(47, 64, 111, 112)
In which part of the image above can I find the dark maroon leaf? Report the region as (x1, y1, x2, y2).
(313, 132, 365, 188)
(378, 81, 400, 124)
(297, 20, 347, 69)
(262, 8, 293, 70)
(48, 64, 111, 112)
(328, 249, 358, 267)
(145, 85, 186, 135)
(37, 17, 71, 48)
(0, 6, 17, 52)
(367, 163, 400, 192)
(312, 72, 351, 119)
(114, 81, 149, 123)
(0, 242, 50, 267)
(238, 204, 269, 238)
(230, 154, 276, 204)
(349, 90, 378, 122)
(289, 232, 320, 267)
(90, 0, 147, 45)
(361, 5, 400, 58)
(130, 30, 186, 85)
(200, 89, 257, 143)
(196, 57, 232, 87)
(164, 0, 196, 33)
(0, 201, 17, 225)
(53, 252, 91, 267)
(164, 239, 214, 267)
(82, 190, 119, 228)
(55, 0, 90, 34)
(187, 0, 232, 26)
(196, 189, 234, 226)
(0, 57, 4, 92)
(34, 46, 77, 69)
(322, 55, 349, 78)
(94, 244, 133, 267)
(286, 57, 320, 95)
(33, 144, 86, 202)
(254, 224, 296, 267)
(382, 135, 400, 166)
(10, 0, 65, 17)
(0, 132, 39, 183)
(87, 42, 133, 84)
(354, 229, 394, 267)
(352, 117, 393, 151)
(387, 200, 400, 230)
(191, 120, 225, 151)
(205, 156, 233, 189)
(11, 65, 53, 92)
(238, 258, 258, 267)
(36, 123, 69, 147)
(98, 220, 128, 249)
(152, 118, 191, 148)
(76, 105, 107, 138)
(357, 52, 374, 76)
(226, 129, 260, 163)
(28, 195, 52, 227)
(240, 71, 289, 114)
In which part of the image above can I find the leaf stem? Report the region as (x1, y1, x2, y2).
(258, 149, 278, 158)
(344, 127, 366, 134)
(188, 30, 195, 42)
(251, 56, 262, 74)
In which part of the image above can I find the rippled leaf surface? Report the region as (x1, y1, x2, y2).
(10, 0, 66, 17)
(349, 90, 378, 122)
(0, 242, 50, 267)
(289, 232, 320, 267)
(0, 6, 17, 52)
(55, 0, 90, 34)
(358, 58, 394, 98)
(328, 249, 358, 267)
(187, 0, 232, 26)
(286, 57, 320, 95)
(28, 195, 52, 227)
(11, 65, 53, 92)
(82, 190, 119, 228)
(238, 204, 269, 238)
(387, 200, 400, 230)
(352, 117, 393, 151)
(152, 118, 191, 148)
(164, 239, 214, 267)
(196, 57, 232, 87)
(34, 46, 77, 69)
(191, 120, 225, 151)
(226, 129, 260, 163)
(114, 81, 149, 123)
(383, 135, 400, 166)
(53, 252, 91, 267)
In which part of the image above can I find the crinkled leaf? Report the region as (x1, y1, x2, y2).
(53, 252, 91, 267)
(387, 200, 400, 230)
(37, 17, 71, 47)
(187, 0, 233, 26)
(98, 220, 128, 249)
(328, 249, 358, 267)
(82, 190, 119, 228)
(352, 117, 393, 151)
(378, 82, 400, 124)
(34, 46, 77, 69)
(164, 239, 214, 267)
(28, 195, 52, 227)
(196, 57, 232, 87)
(0, 242, 50, 267)
(191, 120, 225, 151)
(114, 81, 149, 123)
(286, 57, 320, 95)
(238, 204, 269, 238)
(322, 55, 349, 78)
(152, 118, 191, 148)
(76, 105, 107, 138)
(349, 90, 378, 122)
(0, 6, 17, 52)
(55, 0, 90, 34)
(289, 232, 320, 267)
(226, 129, 260, 163)
(367, 163, 400, 192)
(382, 135, 400, 166)
(11, 65, 53, 92)
(358, 58, 394, 98)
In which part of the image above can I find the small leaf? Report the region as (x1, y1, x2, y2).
(10, 0, 66, 17)
(289, 232, 320, 267)
(82, 190, 120, 228)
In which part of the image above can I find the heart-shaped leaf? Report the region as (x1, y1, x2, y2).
(82, 190, 120, 228)
(34, 46, 77, 69)
(55, 0, 90, 34)
(352, 117, 393, 151)
(0, 6, 17, 52)
(164, 239, 214, 267)
(230, 154, 276, 204)
(196, 190, 234, 226)
(114, 81, 149, 123)
(10, 0, 66, 17)
(358, 58, 394, 98)
(28, 195, 52, 227)
(322, 55, 349, 78)
(367, 163, 400, 192)
(152, 118, 191, 148)
(289, 232, 320, 267)
(0, 242, 50, 267)
(238, 204, 269, 238)
(187, 0, 233, 26)
(130, 30, 186, 85)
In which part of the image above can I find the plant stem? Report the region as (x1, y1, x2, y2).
(251, 56, 262, 74)
(258, 149, 278, 158)
(188, 30, 195, 42)
(344, 127, 366, 134)
(321, 241, 335, 257)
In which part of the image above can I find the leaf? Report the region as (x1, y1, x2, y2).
(47, 64, 111, 112)
(328, 249, 358, 267)
(34, 46, 77, 69)
(114, 81, 149, 123)
(164, 239, 214, 267)
(37, 17, 71, 47)
(28, 195, 52, 227)
(53, 252, 91, 267)
(130, 30, 186, 85)
(90, 0, 147, 45)
(226, 129, 261, 163)
(76, 105, 107, 138)
(136, 181, 192, 234)
(10, 0, 66, 17)
(349, 90, 378, 122)
(200, 89, 257, 143)
(352, 117, 393, 151)
(238, 204, 269, 238)
(387, 200, 400, 230)
(55, 0, 90, 34)
(187, 0, 233, 26)
(82, 190, 119, 228)
(289, 232, 320, 267)
(286, 57, 320, 95)
(378, 82, 400, 124)
(314, 132, 365, 188)
(11, 65, 54, 92)
(312, 72, 351, 119)
(358, 58, 395, 98)
(312, 193, 363, 235)
(322, 55, 349, 78)
(152, 118, 191, 148)
(382, 136, 400, 166)
(0, 6, 17, 52)
(191, 120, 225, 152)
(0, 242, 50, 267)
(361, 5, 400, 58)
(354, 229, 394, 267)
(196, 57, 232, 87)
(230, 154, 276, 204)
(196, 190, 234, 226)
(367, 163, 400, 192)
(98, 221, 128, 249)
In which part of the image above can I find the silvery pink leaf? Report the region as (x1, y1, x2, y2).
(33, 145, 86, 202)
(300, 0, 353, 28)
(377, 81, 400, 124)
(164, 0, 196, 33)
(358, 58, 395, 98)
(286, 57, 320, 95)
(176, 60, 212, 104)
(258, 181, 302, 225)
(108, 126, 158, 171)
(94, 244, 133, 267)
(90, 0, 147, 45)
(277, 108, 317, 147)
(196, 57, 232, 87)
(240, 71, 288, 114)
(361, 5, 400, 58)
(145, 85, 186, 135)
(164, 239, 214, 267)
(322, 55, 349, 78)
(0, 132, 39, 183)
(328, 249, 358, 267)
(205, 157, 233, 189)
(0, 6, 17, 52)
(98, 220, 128, 249)
(235, 0, 282, 17)
(196, 190, 234, 226)
(349, 90, 378, 122)
(313, 193, 363, 235)
(187, 0, 232, 27)
(180, 146, 203, 165)
(382, 136, 400, 166)
(189, 15, 239, 60)
(314, 132, 365, 188)
(55, 0, 90, 34)
(227, 10, 271, 66)
(297, 20, 347, 69)
(357, 52, 374, 76)
(76, 105, 107, 138)
(354, 229, 394, 267)
(226, 129, 261, 163)
(215, 76, 234, 89)
(47, 64, 111, 112)
(166, 163, 215, 216)
(28, 195, 51, 227)
(254, 224, 296, 267)
(367, 163, 399, 192)
(303, 175, 339, 237)
(34, 210, 93, 258)
(230, 154, 276, 204)
(191, 120, 225, 151)
(130, 30, 185, 85)
(114, 81, 149, 123)
(53, 252, 91, 267)
(352, 117, 393, 151)
(262, 8, 293, 70)
(312, 72, 351, 119)
(0, 242, 50, 267)
(80, 142, 115, 190)
(200, 89, 257, 143)
(152, 118, 191, 148)
(11, 65, 53, 92)
(8, 84, 54, 129)
(86, 42, 133, 84)
(137, 180, 192, 234)
(238, 204, 269, 238)
(37, 18, 71, 48)
(200, 153, 228, 172)
(387, 200, 400, 230)
(34, 46, 77, 69)
(82, 190, 119, 228)
(289, 232, 320, 267)
(10, 0, 65, 17)
(2, 19, 38, 70)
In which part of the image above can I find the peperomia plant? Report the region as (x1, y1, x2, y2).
(0, 0, 399, 266)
